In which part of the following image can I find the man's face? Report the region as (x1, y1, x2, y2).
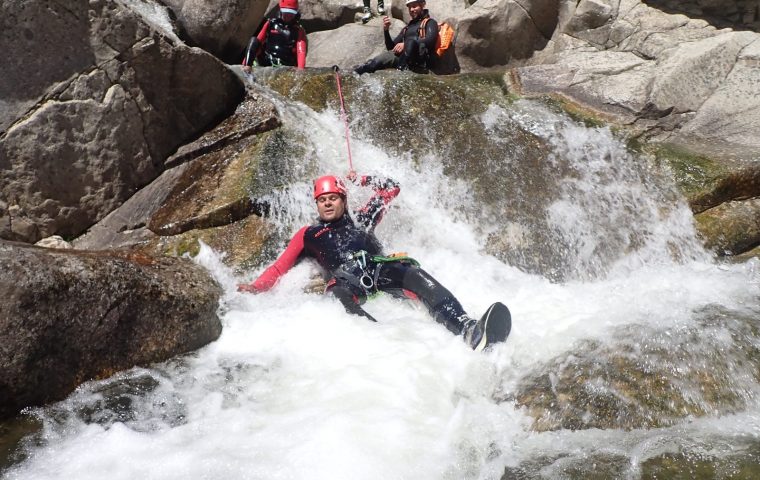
(316, 193, 346, 222)
(281, 12, 296, 23)
(407, 1, 425, 19)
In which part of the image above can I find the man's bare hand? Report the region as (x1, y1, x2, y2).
(347, 170, 358, 183)
(383, 16, 391, 31)
(242, 65, 252, 74)
(237, 283, 257, 293)
(392, 43, 404, 55)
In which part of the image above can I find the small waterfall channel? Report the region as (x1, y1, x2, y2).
(2, 72, 760, 479)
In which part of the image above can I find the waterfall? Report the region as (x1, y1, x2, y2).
(3, 76, 760, 480)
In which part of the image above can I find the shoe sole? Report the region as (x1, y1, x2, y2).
(474, 302, 512, 352)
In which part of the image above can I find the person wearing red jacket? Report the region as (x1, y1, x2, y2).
(238, 172, 498, 351)
(242, 0, 307, 71)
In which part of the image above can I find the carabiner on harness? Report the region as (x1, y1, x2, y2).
(353, 250, 374, 290)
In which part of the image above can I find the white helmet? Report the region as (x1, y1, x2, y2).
(405, 0, 425, 5)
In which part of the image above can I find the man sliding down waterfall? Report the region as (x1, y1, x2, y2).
(238, 172, 511, 351)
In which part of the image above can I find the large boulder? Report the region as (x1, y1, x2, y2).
(454, 0, 559, 70)
(307, 19, 404, 69)
(74, 89, 281, 252)
(0, 240, 223, 420)
(161, 0, 270, 62)
(264, 0, 365, 33)
(0, 0, 244, 244)
(513, 0, 760, 153)
(695, 198, 760, 256)
(512, 307, 760, 432)
(390, 0, 471, 23)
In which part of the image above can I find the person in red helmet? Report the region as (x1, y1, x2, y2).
(242, 0, 307, 71)
(238, 171, 511, 351)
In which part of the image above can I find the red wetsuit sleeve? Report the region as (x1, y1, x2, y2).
(247, 226, 307, 292)
(257, 21, 270, 44)
(296, 28, 307, 69)
(355, 175, 401, 229)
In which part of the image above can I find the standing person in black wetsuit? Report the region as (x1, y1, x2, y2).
(361, 0, 386, 24)
(242, 0, 307, 72)
(354, 0, 438, 74)
(237, 172, 501, 351)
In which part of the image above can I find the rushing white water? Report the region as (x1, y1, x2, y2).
(5, 86, 760, 480)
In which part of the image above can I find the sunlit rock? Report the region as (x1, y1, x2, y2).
(307, 21, 405, 70)
(510, 308, 760, 431)
(73, 90, 280, 251)
(695, 198, 760, 256)
(0, 0, 244, 244)
(34, 236, 73, 250)
(161, 0, 270, 62)
(455, 0, 558, 70)
(0, 241, 223, 420)
(390, 0, 471, 23)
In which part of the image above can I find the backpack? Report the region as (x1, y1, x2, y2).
(418, 18, 455, 58)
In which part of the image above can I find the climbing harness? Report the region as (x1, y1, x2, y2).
(332, 66, 354, 171)
(341, 250, 422, 294)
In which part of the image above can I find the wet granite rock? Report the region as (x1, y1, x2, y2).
(0, 240, 223, 420)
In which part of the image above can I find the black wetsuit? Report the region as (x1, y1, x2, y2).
(354, 10, 439, 74)
(242, 17, 307, 68)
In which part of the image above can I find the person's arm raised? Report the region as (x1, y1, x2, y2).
(351, 173, 401, 229)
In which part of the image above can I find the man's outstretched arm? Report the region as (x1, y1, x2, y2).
(238, 226, 307, 293)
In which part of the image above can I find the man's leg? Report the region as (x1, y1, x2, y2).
(328, 280, 377, 322)
(375, 262, 470, 335)
(361, 0, 372, 23)
(354, 51, 399, 74)
(399, 39, 429, 72)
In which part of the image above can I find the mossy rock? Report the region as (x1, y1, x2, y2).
(640, 440, 760, 480)
(498, 439, 760, 480)
(149, 127, 311, 237)
(142, 215, 275, 271)
(732, 244, 760, 263)
(510, 306, 760, 432)
(0, 415, 41, 473)
(539, 94, 611, 129)
(694, 198, 760, 256)
(647, 143, 760, 213)
(256, 68, 347, 112)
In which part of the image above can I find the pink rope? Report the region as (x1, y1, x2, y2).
(333, 67, 354, 171)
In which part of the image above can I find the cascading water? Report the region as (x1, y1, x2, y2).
(3, 73, 760, 480)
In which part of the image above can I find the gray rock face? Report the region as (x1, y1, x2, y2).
(0, 240, 223, 420)
(270, 0, 364, 33)
(307, 20, 404, 69)
(644, 0, 760, 31)
(513, 0, 760, 154)
(455, 0, 559, 70)
(162, 0, 270, 62)
(74, 89, 281, 251)
(0, 0, 244, 244)
(390, 0, 471, 23)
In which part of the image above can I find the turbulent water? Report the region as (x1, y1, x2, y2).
(3, 76, 760, 480)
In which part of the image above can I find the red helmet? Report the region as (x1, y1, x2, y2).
(313, 175, 347, 199)
(279, 0, 298, 14)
